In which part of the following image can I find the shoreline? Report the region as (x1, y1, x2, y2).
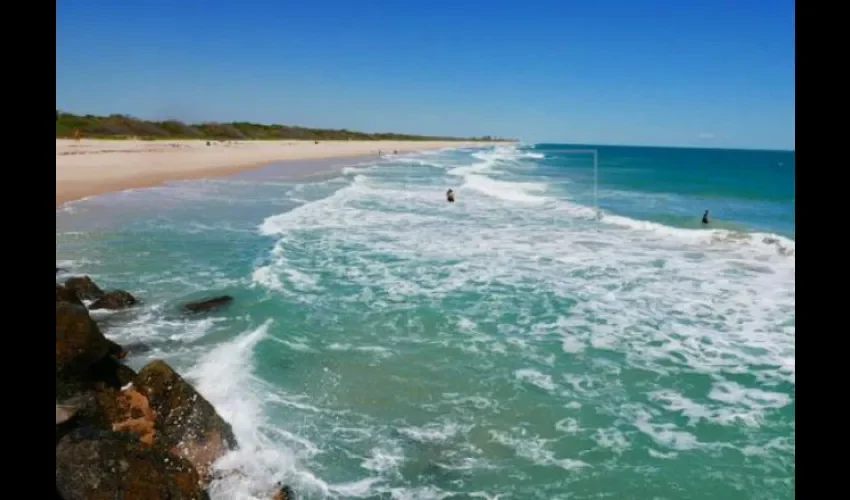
(57, 138, 504, 208)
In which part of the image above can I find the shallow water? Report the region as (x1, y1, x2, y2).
(57, 144, 795, 499)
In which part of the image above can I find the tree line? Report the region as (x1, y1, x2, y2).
(56, 111, 514, 142)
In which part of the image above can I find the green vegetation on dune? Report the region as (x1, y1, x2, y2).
(56, 111, 514, 142)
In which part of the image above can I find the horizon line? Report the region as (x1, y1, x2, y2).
(524, 141, 794, 153)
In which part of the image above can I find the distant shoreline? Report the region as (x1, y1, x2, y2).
(56, 138, 508, 208)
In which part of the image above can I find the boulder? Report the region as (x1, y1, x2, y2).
(56, 372, 89, 404)
(56, 301, 110, 375)
(56, 428, 209, 500)
(56, 284, 83, 306)
(64, 276, 105, 301)
(135, 360, 238, 479)
(56, 405, 78, 425)
(57, 350, 136, 405)
(272, 484, 296, 500)
(105, 339, 127, 359)
(90, 290, 138, 310)
(55, 391, 112, 444)
(183, 296, 233, 314)
(56, 355, 138, 438)
(87, 355, 137, 390)
(55, 359, 150, 446)
(123, 342, 153, 356)
(104, 384, 158, 446)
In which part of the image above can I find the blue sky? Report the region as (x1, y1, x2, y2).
(56, 0, 795, 150)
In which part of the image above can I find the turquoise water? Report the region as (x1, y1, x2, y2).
(56, 144, 795, 500)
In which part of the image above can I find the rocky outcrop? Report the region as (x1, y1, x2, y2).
(56, 284, 83, 306)
(56, 405, 78, 425)
(60, 275, 138, 310)
(64, 276, 105, 301)
(273, 484, 296, 500)
(56, 391, 112, 444)
(90, 290, 138, 310)
(56, 428, 209, 500)
(105, 385, 158, 446)
(54, 274, 258, 499)
(183, 295, 234, 314)
(105, 339, 126, 359)
(135, 360, 238, 479)
(56, 301, 110, 375)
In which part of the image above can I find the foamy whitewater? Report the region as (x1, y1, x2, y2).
(56, 144, 795, 499)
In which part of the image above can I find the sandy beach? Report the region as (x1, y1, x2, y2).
(56, 138, 500, 207)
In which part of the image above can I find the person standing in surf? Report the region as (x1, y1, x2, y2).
(446, 189, 455, 203)
(702, 210, 710, 225)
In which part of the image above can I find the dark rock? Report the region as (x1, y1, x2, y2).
(56, 346, 136, 402)
(56, 407, 82, 445)
(90, 290, 138, 310)
(56, 428, 209, 500)
(56, 301, 110, 375)
(55, 358, 152, 446)
(55, 391, 112, 444)
(97, 384, 158, 447)
(135, 360, 238, 480)
(56, 267, 68, 274)
(56, 372, 88, 403)
(123, 342, 153, 356)
(87, 355, 137, 390)
(64, 275, 105, 301)
(56, 284, 83, 306)
(56, 356, 138, 444)
(183, 295, 233, 314)
(273, 483, 295, 500)
(56, 405, 78, 425)
(105, 338, 123, 357)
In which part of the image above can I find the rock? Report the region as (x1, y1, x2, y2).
(56, 391, 110, 444)
(90, 290, 138, 310)
(57, 350, 136, 402)
(56, 283, 83, 306)
(135, 360, 238, 479)
(105, 339, 125, 358)
(56, 301, 110, 375)
(56, 267, 68, 274)
(64, 275, 105, 301)
(56, 372, 88, 403)
(56, 427, 209, 500)
(272, 484, 295, 500)
(56, 405, 79, 425)
(106, 385, 158, 446)
(183, 295, 233, 314)
(56, 357, 137, 442)
(56, 391, 113, 444)
(123, 342, 153, 356)
(87, 355, 137, 390)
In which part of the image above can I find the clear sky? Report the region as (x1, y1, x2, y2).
(56, 0, 795, 150)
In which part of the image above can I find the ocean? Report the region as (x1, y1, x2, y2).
(55, 143, 795, 500)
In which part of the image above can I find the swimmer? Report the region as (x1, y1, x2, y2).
(701, 210, 710, 225)
(446, 189, 455, 203)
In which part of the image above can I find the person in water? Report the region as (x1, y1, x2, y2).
(446, 189, 455, 203)
(701, 210, 710, 225)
